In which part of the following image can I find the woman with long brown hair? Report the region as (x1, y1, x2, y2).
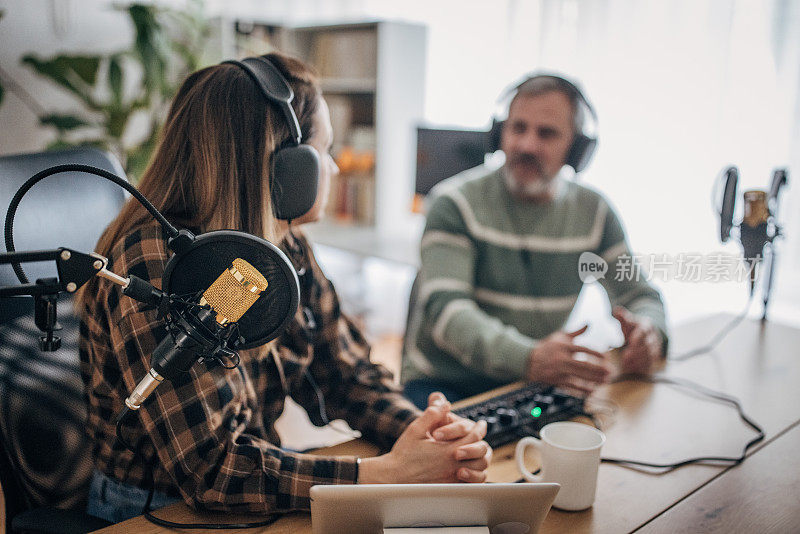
(77, 52, 490, 523)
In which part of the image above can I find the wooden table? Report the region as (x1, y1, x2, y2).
(636, 420, 800, 533)
(94, 315, 800, 534)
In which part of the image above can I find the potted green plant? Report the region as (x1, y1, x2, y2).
(3, 2, 211, 181)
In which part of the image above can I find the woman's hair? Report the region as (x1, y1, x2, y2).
(78, 52, 319, 307)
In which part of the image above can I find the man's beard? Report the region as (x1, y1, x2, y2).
(504, 154, 558, 199)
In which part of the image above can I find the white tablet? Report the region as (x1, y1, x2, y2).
(310, 483, 559, 534)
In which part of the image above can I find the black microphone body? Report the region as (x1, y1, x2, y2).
(739, 222, 769, 265)
(122, 275, 167, 308)
(152, 307, 224, 380)
(739, 189, 771, 292)
(93, 268, 229, 409)
(125, 297, 237, 410)
(740, 221, 769, 293)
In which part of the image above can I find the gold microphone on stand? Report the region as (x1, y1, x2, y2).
(740, 190, 770, 294)
(125, 258, 268, 411)
(199, 258, 269, 325)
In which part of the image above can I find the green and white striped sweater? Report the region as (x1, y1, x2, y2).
(402, 165, 667, 396)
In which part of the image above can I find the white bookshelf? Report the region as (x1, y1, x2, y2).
(215, 20, 427, 248)
(285, 21, 426, 238)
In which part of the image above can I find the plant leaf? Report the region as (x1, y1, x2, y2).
(107, 107, 132, 139)
(129, 95, 151, 111)
(21, 55, 100, 100)
(128, 4, 167, 97)
(40, 113, 91, 131)
(22, 55, 79, 95)
(64, 55, 100, 86)
(108, 54, 124, 107)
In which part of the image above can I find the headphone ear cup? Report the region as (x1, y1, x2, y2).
(271, 144, 320, 220)
(487, 119, 504, 153)
(565, 133, 597, 173)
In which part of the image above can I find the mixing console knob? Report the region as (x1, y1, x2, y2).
(483, 415, 498, 433)
(495, 408, 518, 426)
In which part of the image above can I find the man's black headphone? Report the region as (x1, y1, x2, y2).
(223, 56, 320, 221)
(488, 73, 598, 173)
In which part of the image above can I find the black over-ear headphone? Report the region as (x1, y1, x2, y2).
(488, 73, 598, 173)
(222, 56, 320, 221)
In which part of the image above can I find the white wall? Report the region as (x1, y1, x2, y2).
(288, 0, 800, 328)
(2, 0, 798, 329)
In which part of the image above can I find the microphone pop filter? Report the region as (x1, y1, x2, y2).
(162, 230, 299, 349)
(719, 166, 739, 243)
(768, 168, 788, 217)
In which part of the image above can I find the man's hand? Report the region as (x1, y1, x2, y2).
(358, 396, 491, 484)
(525, 325, 610, 395)
(612, 306, 663, 375)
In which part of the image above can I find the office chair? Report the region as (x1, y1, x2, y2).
(0, 147, 127, 533)
(400, 271, 423, 385)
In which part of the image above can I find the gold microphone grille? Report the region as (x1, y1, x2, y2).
(201, 258, 268, 324)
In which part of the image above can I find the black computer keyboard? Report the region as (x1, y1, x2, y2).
(452, 383, 586, 448)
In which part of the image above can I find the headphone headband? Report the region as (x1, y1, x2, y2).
(499, 72, 597, 128)
(489, 72, 599, 173)
(222, 55, 320, 221)
(223, 57, 302, 145)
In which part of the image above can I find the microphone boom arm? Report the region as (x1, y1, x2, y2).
(1, 246, 230, 409)
(0, 247, 167, 349)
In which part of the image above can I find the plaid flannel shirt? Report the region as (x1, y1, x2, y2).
(78, 222, 420, 514)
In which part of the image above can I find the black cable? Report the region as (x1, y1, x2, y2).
(142, 492, 280, 530)
(4, 164, 182, 284)
(668, 255, 758, 362)
(115, 402, 282, 529)
(592, 374, 764, 473)
(304, 368, 361, 439)
(667, 172, 762, 362)
(305, 368, 330, 425)
(668, 288, 754, 362)
(115, 407, 136, 452)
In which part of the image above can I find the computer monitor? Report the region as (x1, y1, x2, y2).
(415, 126, 490, 195)
(311, 482, 559, 534)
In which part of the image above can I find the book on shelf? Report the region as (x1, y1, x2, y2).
(327, 172, 374, 225)
(326, 144, 375, 224)
(310, 29, 377, 81)
(233, 21, 279, 57)
(325, 95, 353, 147)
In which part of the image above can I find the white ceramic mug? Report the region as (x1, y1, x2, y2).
(515, 421, 605, 511)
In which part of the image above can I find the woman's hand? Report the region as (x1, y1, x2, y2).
(358, 392, 492, 484)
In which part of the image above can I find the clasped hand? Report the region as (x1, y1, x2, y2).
(358, 392, 492, 484)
